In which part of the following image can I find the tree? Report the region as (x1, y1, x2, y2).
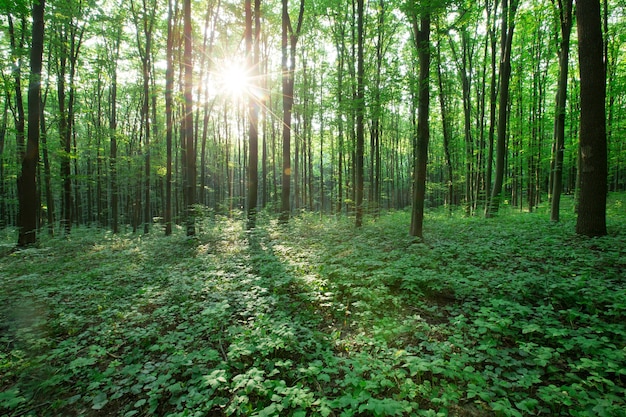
(6, 9, 27, 233)
(246, 0, 261, 228)
(17, 0, 45, 246)
(409, 7, 431, 239)
(575, 0, 607, 236)
(486, 0, 520, 217)
(279, 0, 305, 222)
(130, 0, 157, 233)
(164, 0, 176, 236)
(354, 0, 365, 227)
(550, 0, 573, 222)
(53, 0, 86, 234)
(183, 0, 195, 236)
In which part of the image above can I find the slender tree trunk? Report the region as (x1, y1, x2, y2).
(435, 41, 454, 214)
(409, 12, 431, 239)
(9, 15, 27, 232)
(487, 0, 519, 217)
(484, 10, 498, 214)
(246, 0, 260, 228)
(279, 0, 304, 222)
(0, 99, 8, 228)
(354, 0, 365, 227)
(17, 0, 45, 246)
(40, 90, 54, 235)
(164, 0, 177, 235)
(183, 0, 195, 236)
(58, 45, 72, 234)
(575, 0, 607, 236)
(551, 0, 573, 222)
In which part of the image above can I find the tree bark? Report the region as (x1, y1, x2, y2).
(409, 12, 431, 239)
(246, 0, 260, 228)
(575, 0, 607, 236)
(17, 0, 45, 246)
(550, 0, 573, 222)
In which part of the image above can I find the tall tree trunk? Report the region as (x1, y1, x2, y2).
(9, 15, 26, 230)
(487, 0, 519, 217)
(40, 88, 54, 235)
(484, 3, 498, 215)
(0, 98, 8, 228)
(58, 44, 72, 234)
(409, 11, 431, 239)
(575, 0, 607, 236)
(183, 0, 195, 236)
(435, 41, 454, 214)
(246, 0, 260, 228)
(164, 0, 177, 235)
(17, 0, 45, 247)
(131, 0, 156, 234)
(354, 0, 365, 227)
(551, 0, 573, 222)
(279, 0, 304, 222)
(109, 25, 121, 234)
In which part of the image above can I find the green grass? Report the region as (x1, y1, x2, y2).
(1, 195, 625, 416)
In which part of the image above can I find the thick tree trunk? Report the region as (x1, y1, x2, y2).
(575, 0, 607, 236)
(17, 0, 44, 246)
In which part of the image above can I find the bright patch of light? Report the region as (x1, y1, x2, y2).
(216, 60, 250, 99)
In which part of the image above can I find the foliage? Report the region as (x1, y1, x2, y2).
(1, 195, 625, 416)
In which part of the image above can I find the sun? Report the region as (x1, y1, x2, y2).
(216, 60, 251, 99)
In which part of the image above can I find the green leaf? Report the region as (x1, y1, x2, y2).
(515, 398, 539, 413)
(91, 392, 108, 410)
(203, 369, 227, 388)
(522, 323, 542, 334)
(134, 398, 146, 408)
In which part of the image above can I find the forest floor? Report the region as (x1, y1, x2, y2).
(1, 195, 625, 417)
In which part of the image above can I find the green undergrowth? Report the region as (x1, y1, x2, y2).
(1, 194, 625, 416)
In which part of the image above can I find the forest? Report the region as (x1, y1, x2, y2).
(1, 0, 625, 415)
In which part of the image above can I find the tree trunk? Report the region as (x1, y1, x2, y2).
(551, 0, 573, 222)
(487, 0, 519, 217)
(409, 12, 431, 239)
(246, 0, 260, 228)
(164, 0, 176, 235)
(0, 99, 8, 228)
(354, 0, 365, 227)
(575, 0, 607, 236)
(435, 41, 454, 214)
(17, 0, 45, 247)
(279, 0, 304, 222)
(183, 0, 195, 235)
